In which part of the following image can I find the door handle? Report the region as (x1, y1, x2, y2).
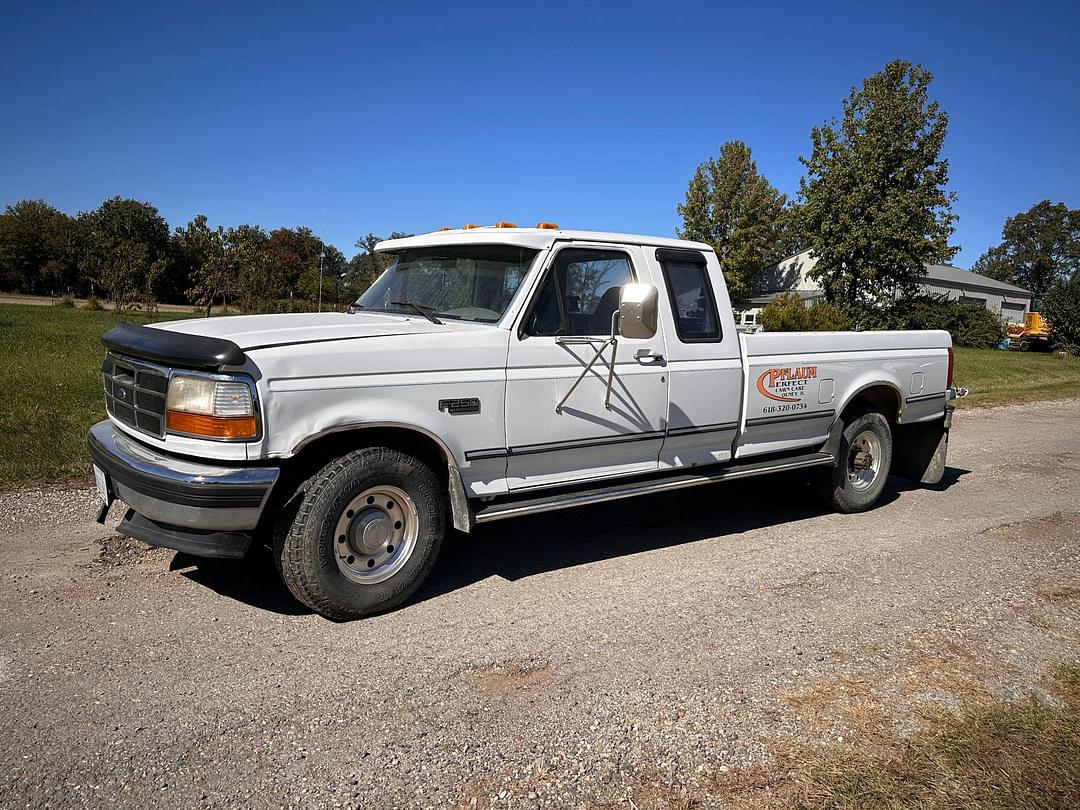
(634, 348, 664, 364)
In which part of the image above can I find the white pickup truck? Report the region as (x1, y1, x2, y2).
(89, 226, 962, 619)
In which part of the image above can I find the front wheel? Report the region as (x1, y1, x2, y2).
(813, 410, 893, 513)
(275, 447, 448, 620)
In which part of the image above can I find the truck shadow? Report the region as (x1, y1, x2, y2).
(171, 551, 313, 616)
(169, 466, 969, 617)
(413, 465, 971, 606)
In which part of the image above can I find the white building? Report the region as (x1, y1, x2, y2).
(736, 249, 1034, 328)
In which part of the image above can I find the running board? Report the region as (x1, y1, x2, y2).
(473, 451, 834, 524)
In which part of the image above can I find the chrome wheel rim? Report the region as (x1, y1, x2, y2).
(333, 485, 418, 584)
(847, 430, 882, 492)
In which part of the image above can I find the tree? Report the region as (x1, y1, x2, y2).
(78, 197, 170, 310)
(799, 60, 958, 323)
(677, 140, 794, 301)
(0, 199, 78, 295)
(227, 224, 270, 312)
(1043, 274, 1080, 352)
(296, 245, 349, 308)
(175, 215, 232, 316)
(972, 200, 1080, 307)
(260, 226, 323, 308)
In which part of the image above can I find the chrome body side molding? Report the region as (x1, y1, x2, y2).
(472, 451, 834, 524)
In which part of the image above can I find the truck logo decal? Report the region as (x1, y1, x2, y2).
(756, 366, 817, 403)
(438, 397, 481, 415)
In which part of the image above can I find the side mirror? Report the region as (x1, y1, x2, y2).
(619, 283, 658, 339)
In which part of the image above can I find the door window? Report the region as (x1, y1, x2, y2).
(522, 249, 635, 337)
(656, 249, 721, 342)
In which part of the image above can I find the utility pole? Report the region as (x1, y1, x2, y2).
(317, 249, 324, 313)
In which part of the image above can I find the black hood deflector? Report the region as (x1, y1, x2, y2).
(102, 323, 246, 370)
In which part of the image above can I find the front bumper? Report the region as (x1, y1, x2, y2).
(88, 420, 279, 538)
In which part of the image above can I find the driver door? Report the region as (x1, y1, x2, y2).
(504, 244, 669, 491)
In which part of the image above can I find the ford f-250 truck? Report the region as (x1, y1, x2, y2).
(89, 226, 964, 619)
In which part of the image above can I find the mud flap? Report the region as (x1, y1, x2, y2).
(892, 409, 951, 485)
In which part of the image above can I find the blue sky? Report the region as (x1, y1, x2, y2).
(2, 1, 1078, 265)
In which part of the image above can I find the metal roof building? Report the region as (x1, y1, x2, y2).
(738, 249, 1033, 328)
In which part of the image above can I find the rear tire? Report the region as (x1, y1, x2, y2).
(813, 409, 893, 513)
(274, 446, 447, 620)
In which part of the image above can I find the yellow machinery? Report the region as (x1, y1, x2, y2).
(1007, 311, 1052, 351)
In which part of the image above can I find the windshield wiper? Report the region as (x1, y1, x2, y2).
(389, 300, 442, 325)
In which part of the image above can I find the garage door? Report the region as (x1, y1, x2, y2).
(1001, 302, 1026, 322)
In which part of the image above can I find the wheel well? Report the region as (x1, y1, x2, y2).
(259, 426, 453, 532)
(285, 426, 451, 485)
(841, 385, 901, 424)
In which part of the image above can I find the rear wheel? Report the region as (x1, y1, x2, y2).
(275, 447, 447, 620)
(813, 409, 893, 513)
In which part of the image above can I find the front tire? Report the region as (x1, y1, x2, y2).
(813, 409, 893, 513)
(275, 447, 447, 620)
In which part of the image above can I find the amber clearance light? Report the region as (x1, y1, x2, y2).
(165, 375, 257, 440)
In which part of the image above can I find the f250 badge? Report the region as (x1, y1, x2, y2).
(438, 397, 481, 415)
(756, 366, 817, 403)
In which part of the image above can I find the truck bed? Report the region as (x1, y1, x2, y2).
(736, 329, 951, 458)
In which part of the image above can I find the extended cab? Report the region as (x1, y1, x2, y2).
(89, 227, 964, 619)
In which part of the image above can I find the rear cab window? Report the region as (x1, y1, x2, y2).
(655, 248, 721, 342)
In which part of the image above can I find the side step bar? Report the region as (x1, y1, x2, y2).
(473, 451, 834, 524)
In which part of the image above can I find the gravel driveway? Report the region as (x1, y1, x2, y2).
(2, 400, 1079, 808)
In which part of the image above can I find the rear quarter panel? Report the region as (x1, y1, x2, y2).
(738, 330, 951, 458)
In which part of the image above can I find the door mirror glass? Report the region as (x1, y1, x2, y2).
(619, 283, 658, 339)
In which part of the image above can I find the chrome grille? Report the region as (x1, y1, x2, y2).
(102, 353, 168, 438)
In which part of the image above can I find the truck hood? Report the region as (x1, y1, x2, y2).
(150, 312, 474, 351)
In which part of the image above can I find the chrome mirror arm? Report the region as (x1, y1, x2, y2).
(554, 310, 620, 414)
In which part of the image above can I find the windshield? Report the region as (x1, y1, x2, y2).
(354, 245, 538, 324)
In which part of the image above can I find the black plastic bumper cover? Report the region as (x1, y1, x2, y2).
(117, 509, 252, 559)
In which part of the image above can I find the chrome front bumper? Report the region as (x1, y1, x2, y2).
(87, 420, 279, 532)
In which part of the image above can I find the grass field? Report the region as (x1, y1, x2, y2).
(0, 303, 192, 487)
(1, 302, 1079, 489)
(953, 346, 1080, 408)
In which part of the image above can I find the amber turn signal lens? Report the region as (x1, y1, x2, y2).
(166, 410, 257, 439)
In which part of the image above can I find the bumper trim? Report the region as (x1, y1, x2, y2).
(88, 420, 279, 531)
(117, 509, 252, 559)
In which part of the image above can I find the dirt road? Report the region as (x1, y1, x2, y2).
(2, 400, 1079, 808)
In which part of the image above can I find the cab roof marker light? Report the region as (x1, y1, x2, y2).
(494, 221, 517, 228)
(536, 222, 560, 229)
(462, 223, 482, 230)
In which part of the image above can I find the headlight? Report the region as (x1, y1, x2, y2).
(165, 375, 257, 440)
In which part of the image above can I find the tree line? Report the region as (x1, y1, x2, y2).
(3, 57, 1077, 338)
(0, 196, 406, 313)
(676, 59, 1080, 334)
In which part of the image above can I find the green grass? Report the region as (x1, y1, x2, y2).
(1, 303, 1080, 489)
(0, 303, 193, 488)
(953, 346, 1080, 408)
